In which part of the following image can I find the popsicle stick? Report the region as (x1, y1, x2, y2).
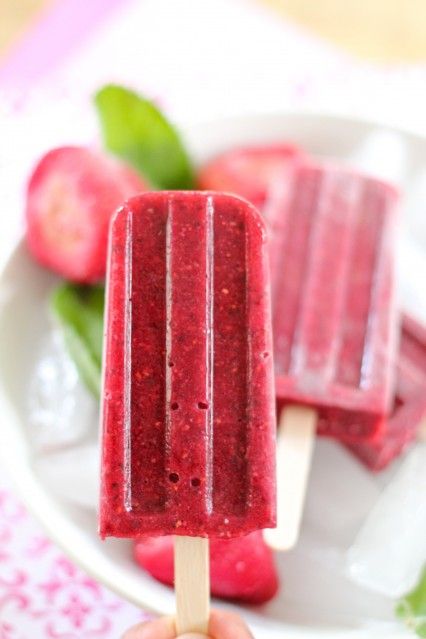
(264, 405, 317, 551)
(174, 536, 210, 635)
(418, 418, 426, 441)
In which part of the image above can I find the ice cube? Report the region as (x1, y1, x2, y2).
(346, 443, 426, 597)
(404, 168, 426, 250)
(304, 439, 381, 548)
(348, 129, 409, 186)
(34, 442, 99, 510)
(271, 532, 394, 627)
(28, 330, 98, 452)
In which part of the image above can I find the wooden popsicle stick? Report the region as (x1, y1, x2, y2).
(264, 405, 317, 551)
(418, 417, 426, 441)
(174, 536, 210, 635)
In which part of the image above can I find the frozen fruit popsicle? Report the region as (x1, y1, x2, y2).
(100, 191, 276, 633)
(271, 164, 399, 439)
(347, 315, 426, 471)
(264, 163, 399, 550)
(100, 191, 276, 538)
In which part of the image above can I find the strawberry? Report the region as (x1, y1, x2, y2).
(134, 531, 279, 604)
(25, 146, 147, 283)
(198, 144, 305, 209)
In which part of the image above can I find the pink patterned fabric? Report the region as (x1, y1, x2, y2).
(0, 471, 148, 638)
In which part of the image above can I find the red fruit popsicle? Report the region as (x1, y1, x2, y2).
(270, 164, 399, 440)
(347, 315, 426, 471)
(198, 144, 305, 210)
(100, 191, 276, 633)
(100, 191, 276, 538)
(26, 146, 147, 283)
(264, 163, 399, 550)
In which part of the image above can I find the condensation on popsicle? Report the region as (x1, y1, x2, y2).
(266, 163, 400, 442)
(99, 191, 276, 539)
(347, 315, 426, 470)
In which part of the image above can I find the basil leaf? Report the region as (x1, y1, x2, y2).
(51, 283, 104, 398)
(396, 566, 426, 637)
(95, 84, 195, 189)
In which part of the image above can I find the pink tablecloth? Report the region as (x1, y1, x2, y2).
(0, 470, 147, 638)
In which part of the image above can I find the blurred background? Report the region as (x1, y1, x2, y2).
(2, 0, 426, 62)
(1, 0, 426, 137)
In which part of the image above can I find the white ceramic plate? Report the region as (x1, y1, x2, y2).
(1, 111, 426, 638)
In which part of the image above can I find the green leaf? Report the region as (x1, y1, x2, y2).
(95, 84, 195, 190)
(51, 283, 105, 398)
(396, 566, 426, 637)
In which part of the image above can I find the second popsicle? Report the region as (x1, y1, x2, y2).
(263, 163, 399, 550)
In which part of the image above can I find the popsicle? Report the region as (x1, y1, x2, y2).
(263, 163, 399, 550)
(347, 315, 426, 471)
(100, 191, 276, 633)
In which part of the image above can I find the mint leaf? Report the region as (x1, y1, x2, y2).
(95, 84, 195, 189)
(51, 284, 104, 398)
(396, 567, 426, 637)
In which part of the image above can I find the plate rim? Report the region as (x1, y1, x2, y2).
(0, 108, 418, 638)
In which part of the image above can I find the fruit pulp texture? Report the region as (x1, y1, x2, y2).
(100, 192, 276, 538)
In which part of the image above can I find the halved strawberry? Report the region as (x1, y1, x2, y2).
(198, 144, 305, 209)
(134, 531, 279, 604)
(25, 146, 148, 283)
